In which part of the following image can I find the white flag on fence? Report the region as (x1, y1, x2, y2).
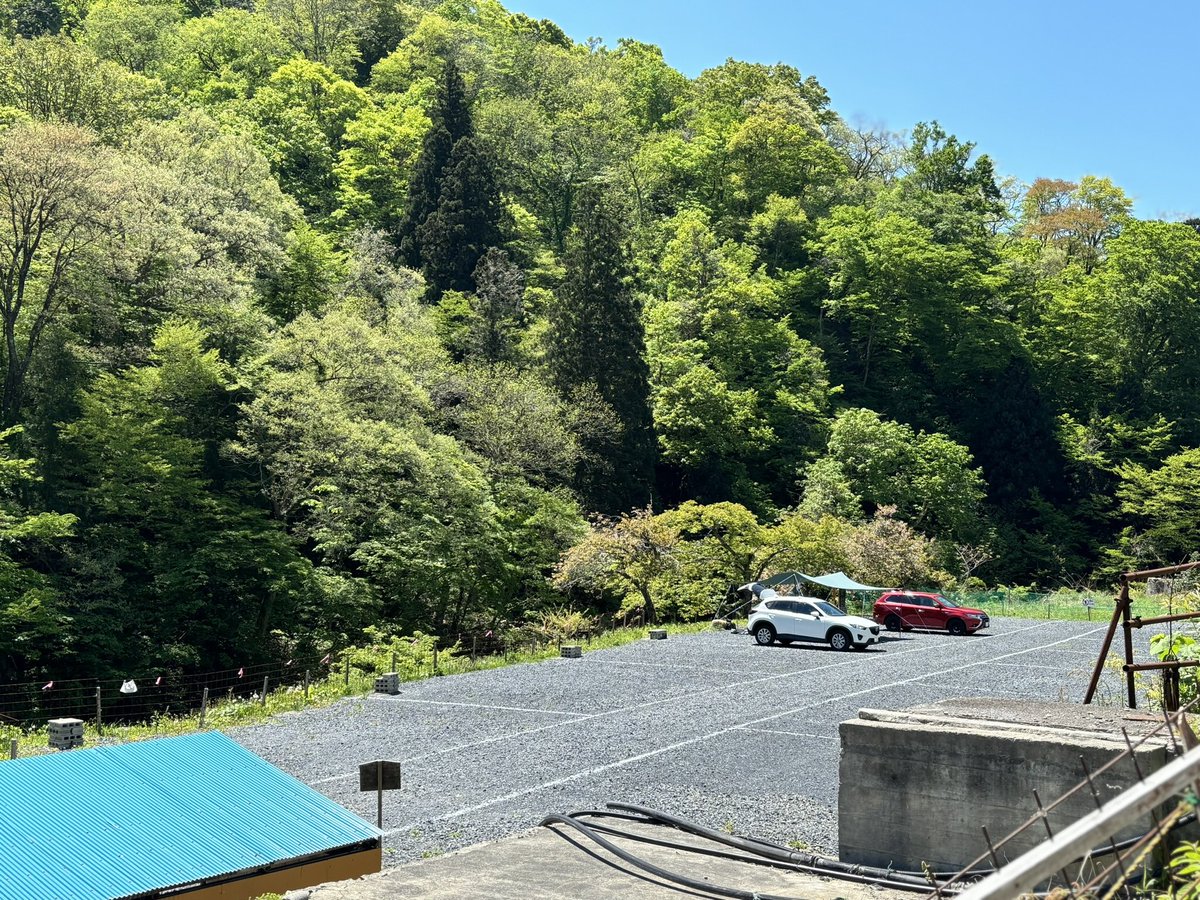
(120, 680, 137, 694)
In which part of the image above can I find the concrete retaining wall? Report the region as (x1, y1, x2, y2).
(838, 700, 1172, 871)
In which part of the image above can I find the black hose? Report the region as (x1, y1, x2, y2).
(590, 803, 1198, 889)
(540, 812, 805, 900)
(546, 811, 951, 895)
(605, 801, 942, 890)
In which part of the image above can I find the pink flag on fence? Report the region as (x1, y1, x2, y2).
(285, 659, 293, 667)
(155, 676, 162, 686)
(320, 653, 331, 665)
(237, 667, 244, 677)
(41, 681, 53, 691)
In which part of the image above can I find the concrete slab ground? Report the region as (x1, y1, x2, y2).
(296, 823, 908, 900)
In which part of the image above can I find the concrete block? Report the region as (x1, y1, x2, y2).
(48, 717, 84, 751)
(373, 673, 400, 695)
(560, 645, 582, 658)
(837, 700, 1172, 872)
(648, 629, 668, 640)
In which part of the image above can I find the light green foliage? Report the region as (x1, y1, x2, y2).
(81, 0, 181, 73)
(841, 507, 941, 591)
(554, 508, 679, 624)
(261, 223, 347, 321)
(244, 58, 370, 215)
(335, 81, 432, 228)
(263, 0, 364, 74)
(62, 323, 311, 674)
(158, 9, 289, 101)
(0, 426, 74, 682)
(0, 35, 162, 135)
(0, 0, 1197, 689)
(237, 303, 583, 632)
(802, 408, 986, 544)
(645, 209, 831, 504)
(1170, 837, 1200, 900)
(1114, 449, 1200, 567)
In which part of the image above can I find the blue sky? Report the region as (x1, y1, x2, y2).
(509, 0, 1199, 220)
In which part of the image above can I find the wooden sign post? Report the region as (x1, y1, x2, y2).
(359, 760, 402, 828)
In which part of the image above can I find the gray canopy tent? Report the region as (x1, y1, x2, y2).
(721, 571, 888, 620)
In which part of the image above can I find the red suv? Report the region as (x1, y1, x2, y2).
(872, 591, 989, 636)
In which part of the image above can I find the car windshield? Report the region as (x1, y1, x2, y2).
(814, 601, 846, 617)
(936, 596, 959, 608)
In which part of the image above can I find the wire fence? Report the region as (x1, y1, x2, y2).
(0, 629, 598, 746)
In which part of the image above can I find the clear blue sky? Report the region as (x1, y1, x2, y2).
(509, 0, 1199, 221)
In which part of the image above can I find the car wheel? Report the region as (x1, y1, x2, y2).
(884, 614, 903, 632)
(947, 619, 966, 636)
(828, 629, 851, 652)
(753, 624, 776, 646)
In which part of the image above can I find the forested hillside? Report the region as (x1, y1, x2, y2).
(0, 0, 1196, 684)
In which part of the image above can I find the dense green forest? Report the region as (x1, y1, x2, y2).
(0, 0, 1197, 684)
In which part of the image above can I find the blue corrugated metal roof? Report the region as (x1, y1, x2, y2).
(0, 731, 379, 900)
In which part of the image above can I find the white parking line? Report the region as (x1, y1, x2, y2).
(385, 697, 587, 718)
(738, 726, 838, 742)
(382, 621, 1086, 834)
(990, 662, 1065, 670)
(579, 658, 752, 676)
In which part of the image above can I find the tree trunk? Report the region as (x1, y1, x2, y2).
(639, 584, 656, 625)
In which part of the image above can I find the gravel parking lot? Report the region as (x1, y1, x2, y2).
(232, 617, 1142, 866)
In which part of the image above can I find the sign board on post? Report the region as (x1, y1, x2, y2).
(359, 760, 402, 828)
(1083, 597, 1096, 620)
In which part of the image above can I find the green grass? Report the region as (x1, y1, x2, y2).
(0, 621, 713, 761)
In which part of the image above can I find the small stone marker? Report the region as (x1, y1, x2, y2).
(373, 672, 400, 695)
(560, 645, 582, 658)
(48, 718, 84, 751)
(649, 629, 668, 640)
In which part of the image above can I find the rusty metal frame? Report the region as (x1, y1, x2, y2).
(1083, 561, 1200, 710)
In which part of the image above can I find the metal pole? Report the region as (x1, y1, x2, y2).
(304, 670, 310, 699)
(1122, 582, 1136, 709)
(391, 650, 397, 673)
(432, 645, 438, 676)
(9, 738, 16, 759)
(200, 687, 208, 729)
(344, 656, 350, 688)
(1084, 579, 1128, 705)
(472, 636, 477, 665)
(376, 759, 383, 828)
(261, 675, 269, 706)
(96, 686, 102, 737)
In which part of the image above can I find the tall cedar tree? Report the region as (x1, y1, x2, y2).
(396, 60, 500, 300)
(548, 188, 656, 513)
(416, 136, 503, 299)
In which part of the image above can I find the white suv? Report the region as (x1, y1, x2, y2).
(748, 594, 881, 651)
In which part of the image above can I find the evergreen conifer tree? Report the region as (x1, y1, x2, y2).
(417, 136, 503, 299)
(548, 187, 656, 512)
(395, 60, 501, 300)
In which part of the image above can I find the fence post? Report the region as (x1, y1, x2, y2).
(304, 670, 310, 699)
(391, 650, 397, 674)
(472, 636, 477, 665)
(432, 644, 438, 676)
(95, 686, 102, 737)
(9, 738, 16, 759)
(200, 687, 208, 729)
(344, 656, 350, 688)
(261, 675, 269, 706)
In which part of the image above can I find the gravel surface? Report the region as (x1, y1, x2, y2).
(231, 617, 1147, 866)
